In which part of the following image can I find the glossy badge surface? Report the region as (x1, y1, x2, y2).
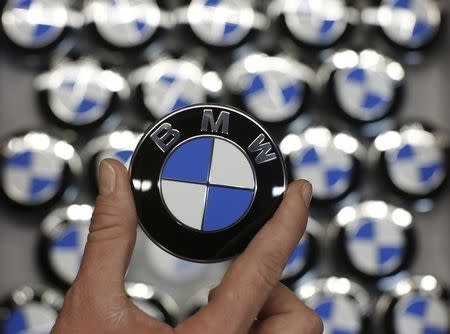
(130, 104, 287, 262)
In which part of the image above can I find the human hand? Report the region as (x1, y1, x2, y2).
(51, 159, 323, 334)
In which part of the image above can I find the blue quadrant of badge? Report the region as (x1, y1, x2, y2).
(160, 136, 256, 232)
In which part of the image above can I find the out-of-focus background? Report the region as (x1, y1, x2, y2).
(0, 0, 449, 332)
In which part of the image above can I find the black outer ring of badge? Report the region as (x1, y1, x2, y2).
(374, 279, 450, 334)
(0, 2, 71, 53)
(374, 124, 450, 199)
(329, 214, 416, 280)
(0, 130, 76, 209)
(325, 68, 404, 125)
(129, 104, 287, 263)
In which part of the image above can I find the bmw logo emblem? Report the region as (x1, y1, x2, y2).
(282, 0, 349, 46)
(379, 0, 442, 49)
(1, 0, 82, 50)
(35, 58, 129, 129)
(84, 0, 163, 49)
(130, 104, 287, 262)
(186, 0, 255, 47)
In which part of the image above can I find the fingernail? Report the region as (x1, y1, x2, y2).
(301, 182, 312, 207)
(98, 161, 116, 195)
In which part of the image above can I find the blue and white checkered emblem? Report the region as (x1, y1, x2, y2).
(345, 217, 406, 275)
(308, 295, 362, 334)
(386, 142, 446, 196)
(3, 302, 58, 334)
(49, 224, 89, 284)
(141, 59, 206, 119)
(2, 150, 64, 205)
(335, 67, 395, 121)
(381, 0, 441, 48)
(284, 0, 347, 46)
(160, 136, 256, 232)
(188, 0, 252, 46)
(244, 70, 304, 123)
(1, 0, 66, 48)
(88, 0, 160, 48)
(282, 236, 309, 280)
(48, 62, 112, 126)
(293, 145, 353, 200)
(394, 295, 450, 334)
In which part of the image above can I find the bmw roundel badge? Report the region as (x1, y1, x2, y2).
(130, 104, 287, 262)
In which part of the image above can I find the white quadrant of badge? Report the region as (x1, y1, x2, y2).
(394, 295, 449, 334)
(1, 0, 67, 49)
(160, 136, 256, 232)
(3, 302, 58, 334)
(345, 217, 407, 275)
(334, 66, 395, 121)
(306, 294, 362, 334)
(283, 0, 348, 46)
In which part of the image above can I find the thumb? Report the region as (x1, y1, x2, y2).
(76, 159, 138, 294)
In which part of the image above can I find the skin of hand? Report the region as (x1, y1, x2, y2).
(51, 159, 323, 334)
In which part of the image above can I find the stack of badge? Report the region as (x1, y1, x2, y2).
(281, 126, 363, 204)
(0, 131, 81, 208)
(321, 49, 405, 127)
(372, 123, 448, 199)
(268, 0, 359, 47)
(225, 52, 315, 125)
(330, 201, 415, 278)
(83, 130, 142, 191)
(1, 0, 83, 51)
(0, 286, 63, 334)
(125, 282, 179, 325)
(130, 57, 222, 120)
(369, 0, 442, 49)
(376, 275, 449, 333)
(175, 0, 267, 48)
(34, 58, 129, 129)
(83, 0, 172, 50)
(281, 217, 322, 286)
(40, 204, 92, 287)
(296, 277, 370, 334)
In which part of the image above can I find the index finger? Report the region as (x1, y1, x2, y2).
(180, 180, 311, 333)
